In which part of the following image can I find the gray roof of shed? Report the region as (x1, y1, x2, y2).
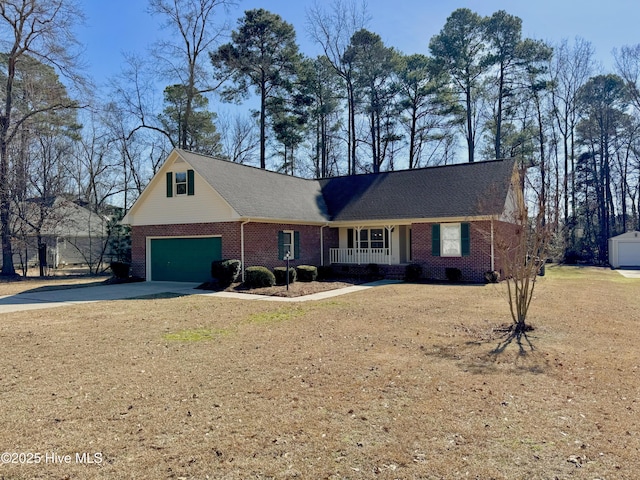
(177, 150, 516, 223)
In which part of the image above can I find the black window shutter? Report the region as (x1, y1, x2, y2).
(347, 229, 354, 249)
(461, 223, 470, 257)
(187, 169, 195, 196)
(431, 224, 440, 256)
(294, 231, 300, 259)
(166, 172, 173, 197)
(278, 231, 284, 260)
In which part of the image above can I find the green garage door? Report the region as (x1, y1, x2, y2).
(150, 237, 222, 282)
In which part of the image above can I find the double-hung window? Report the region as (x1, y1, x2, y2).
(432, 223, 470, 257)
(175, 172, 187, 195)
(370, 229, 385, 249)
(282, 230, 293, 259)
(359, 229, 369, 249)
(278, 230, 300, 260)
(347, 228, 389, 249)
(166, 169, 195, 197)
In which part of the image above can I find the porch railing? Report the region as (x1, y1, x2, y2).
(329, 248, 391, 265)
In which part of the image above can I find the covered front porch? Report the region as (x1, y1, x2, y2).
(329, 225, 411, 265)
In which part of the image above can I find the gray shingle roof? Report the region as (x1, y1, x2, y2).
(178, 149, 515, 223)
(179, 150, 329, 222)
(319, 159, 516, 221)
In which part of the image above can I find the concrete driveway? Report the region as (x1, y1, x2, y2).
(0, 279, 402, 314)
(0, 281, 201, 314)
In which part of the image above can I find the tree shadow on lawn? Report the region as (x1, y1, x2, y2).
(423, 321, 548, 375)
(14, 280, 108, 294)
(489, 323, 536, 356)
(4, 274, 126, 295)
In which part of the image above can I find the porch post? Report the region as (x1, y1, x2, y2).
(241, 219, 251, 282)
(490, 218, 495, 271)
(355, 226, 362, 265)
(385, 225, 394, 265)
(320, 224, 328, 267)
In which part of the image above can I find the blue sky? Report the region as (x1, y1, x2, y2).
(77, 0, 638, 88)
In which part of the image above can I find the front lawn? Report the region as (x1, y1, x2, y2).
(0, 265, 637, 479)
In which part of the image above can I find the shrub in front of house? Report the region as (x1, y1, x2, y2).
(405, 263, 423, 282)
(365, 263, 383, 280)
(211, 259, 241, 288)
(484, 270, 500, 283)
(110, 261, 130, 279)
(445, 267, 463, 282)
(317, 265, 334, 281)
(296, 265, 318, 282)
(244, 266, 276, 288)
(273, 266, 297, 285)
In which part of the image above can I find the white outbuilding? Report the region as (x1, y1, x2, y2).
(609, 231, 640, 268)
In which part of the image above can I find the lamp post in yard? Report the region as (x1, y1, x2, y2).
(284, 250, 291, 291)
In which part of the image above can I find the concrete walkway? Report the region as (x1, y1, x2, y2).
(0, 280, 401, 314)
(204, 280, 401, 302)
(616, 269, 640, 278)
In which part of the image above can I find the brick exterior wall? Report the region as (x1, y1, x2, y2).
(131, 221, 335, 280)
(411, 220, 514, 283)
(324, 227, 339, 267)
(243, 223, 330, 271)
(131, 222, 241, 279)
(132, 220, 516, 283)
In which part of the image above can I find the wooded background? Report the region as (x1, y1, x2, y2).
(1, 0, 639, 275)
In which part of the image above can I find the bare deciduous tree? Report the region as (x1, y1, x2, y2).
(216, 110, 258, 164)
(492, 167, 553, 353)
(307, 0, 369, 174)
(149, 0, 233, 150)
(550, 38, 594, 242)
(0, 0, 84, 276)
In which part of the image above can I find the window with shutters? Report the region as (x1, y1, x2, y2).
(167, 169, 195, 197)
(432, 223, 470, 257)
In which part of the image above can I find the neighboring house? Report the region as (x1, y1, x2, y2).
(9, 196, 110, 271)
(123, 149, 520, 283)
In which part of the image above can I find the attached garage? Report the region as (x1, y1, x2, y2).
(609, 231, 640, 268)
(149, 236, 222, 282)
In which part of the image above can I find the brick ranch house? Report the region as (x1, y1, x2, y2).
(122, 149, 520, 283)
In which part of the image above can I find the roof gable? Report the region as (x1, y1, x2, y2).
(123, 150, 240, 225)
(610, 231, 640, 240)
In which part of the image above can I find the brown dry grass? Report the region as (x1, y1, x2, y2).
(0, 265, 638, 479)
